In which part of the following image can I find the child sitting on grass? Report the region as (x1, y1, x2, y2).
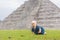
(31, 21, 46, 35)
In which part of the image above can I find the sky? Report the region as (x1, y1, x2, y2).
(0, 0, 60, 20)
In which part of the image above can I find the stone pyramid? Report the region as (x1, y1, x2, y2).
(0, 0, 60, 30)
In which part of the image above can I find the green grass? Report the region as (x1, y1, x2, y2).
(0, 30, 60, 40)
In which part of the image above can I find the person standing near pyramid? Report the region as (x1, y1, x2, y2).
(31, 21, 45, 35)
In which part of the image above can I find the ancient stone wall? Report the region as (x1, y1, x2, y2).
(0, 0, 60, 30)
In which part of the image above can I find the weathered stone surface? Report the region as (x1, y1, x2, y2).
(0, 0, 60, 30)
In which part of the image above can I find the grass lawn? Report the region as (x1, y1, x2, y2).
(0, 30, 60, 40)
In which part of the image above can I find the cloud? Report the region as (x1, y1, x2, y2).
(50, 0, 60, 8)
(0, 0, 26, 20)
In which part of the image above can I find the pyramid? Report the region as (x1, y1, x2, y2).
(0, 0, 60, 30)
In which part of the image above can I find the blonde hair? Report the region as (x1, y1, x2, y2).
(32, 21, 37, 24)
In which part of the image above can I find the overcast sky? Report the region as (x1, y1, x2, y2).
(0, 0, 60, 20)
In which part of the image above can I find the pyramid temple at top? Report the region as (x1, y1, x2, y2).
(0, 0, 60, 30)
